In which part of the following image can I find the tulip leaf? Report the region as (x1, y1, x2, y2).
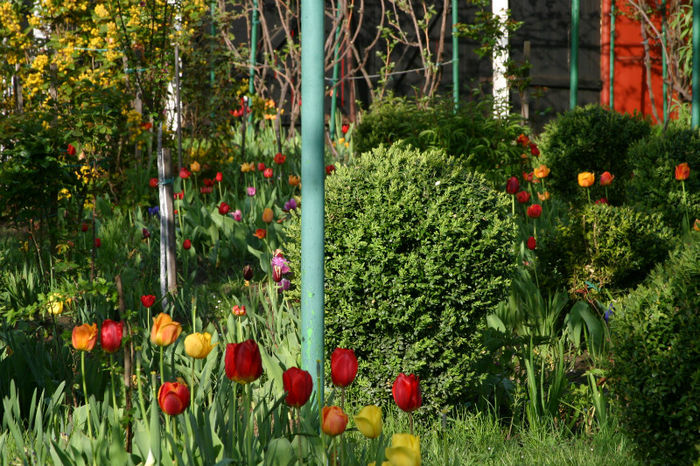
(264, 438, 295, 466)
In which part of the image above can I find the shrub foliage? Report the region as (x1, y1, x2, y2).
(539, 105, 651, 205)
(626, 124, 700, 231)
(286, 143, 516, 412)
(609, 235, 700, 465)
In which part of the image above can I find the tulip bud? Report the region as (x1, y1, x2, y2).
(100, 319, 124, 353)
(599, 171, 614, 186)
(257, 162, 266, 172)
(142, 228, 150, 239)
(283, 367, 313, 408)
(242, 265, 254, 281)
(506, 176, 519, 194)
(354, 405, 382, 439)
(219, 202, 230, 215)
(392, 373, 422, 412)
(321, 406, 348, 436)
(149, 177, 159, 188)
(184, 332, 216, 359)
(331, 348, 358, 387)
(262, 208, 274, 223)
(158, 381, 190, 416)
(215, 171, 223, 182)
(274, 152, 286, 164)
(183, 239, 192, 250)
(263, 168, 273, 178)
(225, 340, 263, 384)
(150, 313, 182, 347)
(527, 236, 536, 251)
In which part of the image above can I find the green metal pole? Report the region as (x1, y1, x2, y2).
(300, 0, 325, 408)
(249, 0, 259, 96)
(662, 0, 668, 123)
(570, 0, 580, 110)
(693, 0, 700, 128)
(329, 5, 342, 140)
(609, 1, 615, 110)
(452, 0, 459, 108)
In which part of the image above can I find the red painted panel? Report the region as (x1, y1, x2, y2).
(600, 0, 666, 123)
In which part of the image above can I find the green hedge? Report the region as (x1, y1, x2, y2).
(286, 143, 516, 413)
(539, 105, 651, 205)
(353, 97, 525, 185)
(609, 235, 700, 465)
(538, 204, 675, 294)
(626, 124, 700, 231)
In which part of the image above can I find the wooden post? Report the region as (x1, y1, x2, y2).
(157, 123, 177, 311)
(521, 40, 530, 122)
(115, 275, 133, 452)
(175, 44, 183, 171)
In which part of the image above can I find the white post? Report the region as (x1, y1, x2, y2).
(492, 0, 509, 116)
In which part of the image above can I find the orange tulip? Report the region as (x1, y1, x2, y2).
(599, 171, 615, 186)
(533, 165, 550, 179)
(262, 208, 274, 224)
(538, 191, 551, 201)
(150, 313, 182, 347)
(288, 174, 301, 186)
(72, 323, 98, 351)
(578, 172, 595, 188)
(675, 162, 690, 181)
(322, 406, 349, 436)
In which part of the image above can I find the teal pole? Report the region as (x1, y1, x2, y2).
(249, 0, 259, 96)
(694, 0, 700, 128)
(300, 0, 325, 407)
(329, 6, 342, 140)
(570, 0, 579, 110)
(609, 1, 615, 109)
(452, 0, 459, 108)
(662, 0, 668, 123)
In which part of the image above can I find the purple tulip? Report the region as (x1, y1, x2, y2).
(284, 198, 298, 212)
(278, 278, 291, 292)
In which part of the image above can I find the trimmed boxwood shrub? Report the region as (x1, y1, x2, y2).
(353, 97, 526, 185)
(609, 235, 700, 465)
(538, 204, 675, 293)
(626, 124, 700, 231)
(539, 105, 651, 205)
(285, 143, 516, 413)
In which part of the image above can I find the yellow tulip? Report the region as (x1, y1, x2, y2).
(533, 165, 550, 179)
(150, 313, 182, 347)
(355, 405, 382, 439)
(47, 293, 64, 316)
(385, 434, 421, 466)
(578, 172, 595, 188)
(184, 332, 216, 359)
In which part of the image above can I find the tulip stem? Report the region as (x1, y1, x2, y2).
(109, 354, 119, 425)
(296, 407, 304, 465)
(160, 346, 165, 383)
(586, 188, 591, 204)
(682, 181, 690, 231)
(604, 186, 609, 202)
(190, 357, 195, 408)
(81, 351, 93, 437)
(511, 196, 515, 216)
(409, 412, 414, 436)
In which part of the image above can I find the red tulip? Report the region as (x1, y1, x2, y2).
(257, 162, 266, 172)
(100, 319, 124, 353)
(516, 191, 531, 204)
(225, 339, 263, 384)
(599, 171, 615, 186)
(173, 191, 184, 200)
(67, 144, 77, 156)
(526, 204, 542, 218)
(325, 164, 336, 175)
(183, 239, 192, 250)
(283, 367, 313, 408)
(94, 238, 101, 248)
(142, 228, 150, 239)
(263, 168, 273, 178)
(141, 294, 156, 308)
(522, 171, 534, 182)
(392, 373, 422, 412)
(158, 381, 190, 416)
(81, 222, 89, 232)
(675, 162, 690, 181)
(215, 172, 223, 182)
(149, 177, 159, 188)
(341, 123, 349, 135)
(527, 236, 536, 250)
(179, 167, 191, 179)
(203, 178, 215, 187)
(331, 348, 358, 387)
(274, 152, 286, 164)
(219, 202, 230, 215)
(595, 197, 609, 205)
(529, 142, 540, 157)
(506, 176, 519, 194)
(254, 229, 267, 239)
(516, 133, 530, 147)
